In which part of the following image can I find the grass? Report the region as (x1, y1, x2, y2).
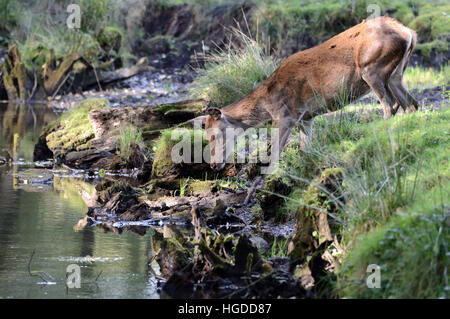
(403, 63, 450, 90)
(189, 26, 279, 107)
(271, 105, 449, 298)
(267, 236, 289, 258)
(152, 128, 207, 177)
(338, 183, 449, 298)
(149, 0, 449, 64)
(118, 125, 145, 160)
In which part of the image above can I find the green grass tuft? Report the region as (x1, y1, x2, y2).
(189, 26, 279, 107)
(118, 125, 145, 160)
(403, 63, 450, 91)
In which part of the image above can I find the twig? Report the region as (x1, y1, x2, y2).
(244, 176, 263, 205)
(27, 71, 38, 102)
(51, 71, 72, 100)
(92, 65, 103, 91)
(27, 250, 53, 284)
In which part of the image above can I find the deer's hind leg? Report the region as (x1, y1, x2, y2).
(388, 53, 419, 114)
(362, 66, 400, 120)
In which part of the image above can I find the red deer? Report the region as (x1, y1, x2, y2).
(190, 17, 419, 170)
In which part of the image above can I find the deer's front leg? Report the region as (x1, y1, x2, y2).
(298, 119, 314, 150)
(261, 117, 295, 175)
(277, 116, 296, 155)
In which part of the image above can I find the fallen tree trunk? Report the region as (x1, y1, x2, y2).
(72, 57, 151, 89)
(1, 45, 151, 101)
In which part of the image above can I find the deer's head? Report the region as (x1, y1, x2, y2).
(188, 107, 249, 171)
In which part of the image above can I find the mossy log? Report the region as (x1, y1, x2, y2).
(89, 99, 207, 141)
(1, 45, 151, 100)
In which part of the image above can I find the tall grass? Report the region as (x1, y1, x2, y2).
(190, 26, 279, 107)
(272, 101, 449, 297)
(403, 63, 450, 90)
(118, 125, 145, 160)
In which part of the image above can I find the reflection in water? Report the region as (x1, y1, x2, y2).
(0, 103, 160, 298)
(0, 103, 59, 161)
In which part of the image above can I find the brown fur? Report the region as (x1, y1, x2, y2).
(193, 17, 419, 170)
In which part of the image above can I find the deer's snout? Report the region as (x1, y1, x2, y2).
(210, 162, 226, 171)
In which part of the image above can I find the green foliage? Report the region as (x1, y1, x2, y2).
(0, 0, 20, 33)
(152, 128, 207, 177)
(339, 188, 449, 298)
(190, 26, 279, 107)
(403, 63, 450, 90)
(5, 0, 132, 74)
(118, 125, 145, 160)
(267, 236, 289, 258)
(408, 3, 450, 42)
(98, 26, 123, 54)
(275, 106, 449, 298)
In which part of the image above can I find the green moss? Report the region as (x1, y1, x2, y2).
(152, 103, 183, 114)
(152, 100, 205, 115)
(45, 98, 109, 156)
(151, 128, 207, 178)
(143, 34, 175, 55)
(187, 180, 217, 195)
(97, 26, 123, 53)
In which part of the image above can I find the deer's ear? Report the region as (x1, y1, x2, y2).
(206, 107, 222, 120)
(185, 115, 207, 128)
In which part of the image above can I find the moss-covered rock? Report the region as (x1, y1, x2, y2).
(187, 180, 217, 196)
(141, 35, 175, 55)
(44, 98, 109, 159)
(151, 128, 212, 180)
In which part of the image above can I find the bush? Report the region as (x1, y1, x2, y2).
(267, 103, 449, 297)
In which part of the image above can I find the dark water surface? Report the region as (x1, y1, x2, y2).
(0, 103, 159, 298)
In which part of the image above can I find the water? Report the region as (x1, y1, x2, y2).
(0, 103, 160, 298)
